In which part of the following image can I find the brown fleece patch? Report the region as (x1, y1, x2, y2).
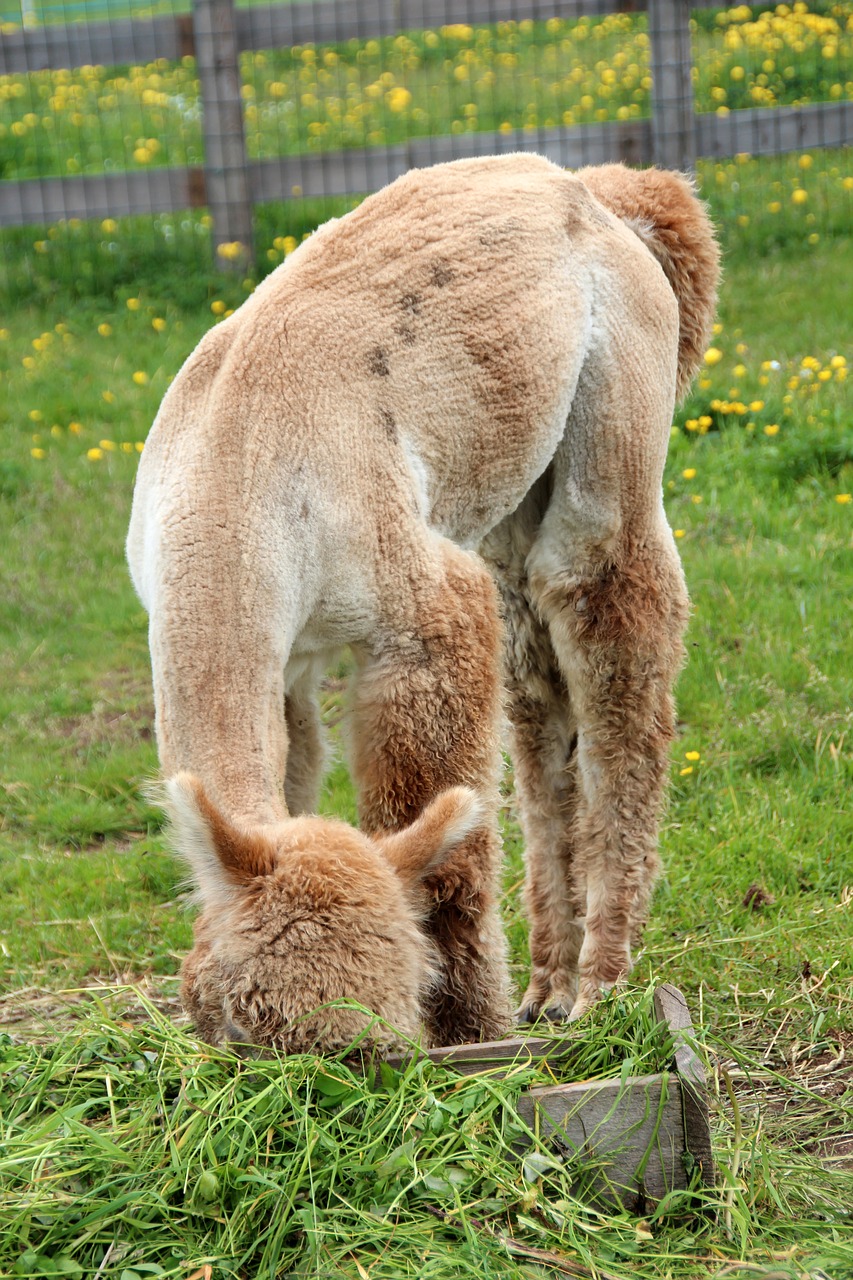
(189, 778, 278, 881)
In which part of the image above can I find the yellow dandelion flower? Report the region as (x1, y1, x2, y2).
(99, 439, 117, 451)
(674, 529, 685, 539)
(835, 493, 851, 504)
(69, 422, 82, 435)
(101, 218, 118, 233)
(210, 300, 227, 315)
(798, 154, 812, 169)
(152, 317, 167, 333)
(764, 424, 780, 436)
(691, 494, 703, 504)
(749, 400, 764, 411)
(87, 447, 104, 460)
(98, 323, 112, 337)
(679, 766, 694, 776)
(682, 468, 697, 480)
(216, 241, 245, 262)
(135, 441, 145, 452)
(685, 750, 700, 762)
(791, 188, 808, 205)
(50, 425, 62, 438)
(30, 447, 46, 459)
(28, 409, 42, 422)
(102, 390, 115, 403)
(386, 86, 412, 112)
(830, 356, 846, 369)
(126, 297, 141, 311)
(121, 441, 134, 453)
(132, 371, 149, 386)
(704, 347, 723, 366)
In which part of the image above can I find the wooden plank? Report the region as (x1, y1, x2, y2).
(0, 166, 206, 228)
(654, 982, 714, 1186)
(696, 100, 853, 159)
(237, 0, 639, 53)
(648, 0, 696, 170)
(249, 120, 651, 206)
(517, 1071, 685, 1206)
(193, 0, 253, 267)
(0, 13, 193, 75)
(385, 1030, 578, 1077)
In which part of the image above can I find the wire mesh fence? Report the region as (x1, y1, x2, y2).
(1, 0, 851, 301)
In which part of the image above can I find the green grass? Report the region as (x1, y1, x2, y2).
(1, 232, 852, 1277)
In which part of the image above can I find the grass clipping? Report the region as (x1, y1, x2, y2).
(1, 984, 684, 1279)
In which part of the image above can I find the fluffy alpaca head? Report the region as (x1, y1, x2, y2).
(163, 773, 484, 1054)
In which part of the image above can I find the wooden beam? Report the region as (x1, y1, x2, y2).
(0, 166, 206, 228)
(648, 0, 696, 170)
(193, 0, 253, 269)
(697, 100, 853, 159)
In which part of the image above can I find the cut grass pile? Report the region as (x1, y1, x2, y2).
(2, 988, 683, 1279)
(0, 216, 851, 1274)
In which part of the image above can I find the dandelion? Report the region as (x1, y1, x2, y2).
(679, 766, 694, 776)
(99, 439, 117, 450)
(152, 317, 167, 333)
(764, 424, 780, 436)
(386, 86, 412, 111)
(28, 409, 42, 422)
(87, 447, 104, 460)
(830, 356, 846, 369)
(211, 300, 227, 315)
(126, 298, 141, 311)
(101, 218, 118, 233)
(791, 188, 808, 204)
(674, 529, 685, 538)
(691, 494, 703, 504)
(217, 241, 245, 262)
(835, 493, 851, 504)
(98, 323, 112, 337)
(135, 442, 145, 452)
(685, 751, 701, 762)
(682, 468, 697, 480)
(704, 347, 723, 366)
(102, 390, 115, 403)
(132, 371, 149, 386)
(30, 447, 46, 459)
(69, 422, 82, 435)
(749, 400, 765, 411)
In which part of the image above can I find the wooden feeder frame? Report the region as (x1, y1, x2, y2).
(387, 983, 713, 1210)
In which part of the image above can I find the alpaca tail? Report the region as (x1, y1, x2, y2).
(576, 163, 721, 402)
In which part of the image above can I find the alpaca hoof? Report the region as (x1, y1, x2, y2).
(542, 1001, 572, 1024)
(515, 1001, 542, 1026)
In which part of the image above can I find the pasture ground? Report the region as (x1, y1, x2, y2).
(0, 231, 852, 1277)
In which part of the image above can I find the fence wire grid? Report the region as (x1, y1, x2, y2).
(0, 0, 852, 301)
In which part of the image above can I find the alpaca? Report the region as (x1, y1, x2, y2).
(127, 153, 719, 1050)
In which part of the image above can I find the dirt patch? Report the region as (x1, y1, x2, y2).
(0, 974, 183, 1044)
(57, 668, 155, 752)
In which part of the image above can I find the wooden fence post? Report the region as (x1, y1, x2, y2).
(648, 0, 697, 172)
(193, 0, 254, 271)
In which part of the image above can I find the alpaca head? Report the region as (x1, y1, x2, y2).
(163, 774, 484, 1054)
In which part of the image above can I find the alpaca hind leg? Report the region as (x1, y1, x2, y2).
(351, 543, 513, 1046)
(504, 603, 585, 1023)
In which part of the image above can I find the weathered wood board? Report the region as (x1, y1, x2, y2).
(386, 983, 714, 1210)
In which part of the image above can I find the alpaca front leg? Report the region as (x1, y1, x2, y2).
(351, 544, 513, 1046)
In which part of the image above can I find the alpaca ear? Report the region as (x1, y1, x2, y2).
(161, 773, 276, 909)
(376, 787, 486, 889)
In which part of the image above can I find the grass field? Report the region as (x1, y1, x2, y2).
(1, 188, 852, 1278)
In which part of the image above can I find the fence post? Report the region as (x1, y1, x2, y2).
(193, 0, 254, 271)
(648, 0, 697, 172)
